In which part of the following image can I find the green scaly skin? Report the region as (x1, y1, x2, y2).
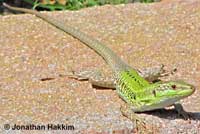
(3, 3, 195, 115)
(118, 70, 194, 112)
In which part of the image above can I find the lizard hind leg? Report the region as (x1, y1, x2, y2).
(66, 69, 103, 80)
(65, 69, 116, 89)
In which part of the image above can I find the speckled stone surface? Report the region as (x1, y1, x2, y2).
(0, 0, 200, 133)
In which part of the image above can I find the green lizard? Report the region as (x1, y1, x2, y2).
(3, 3, 195, 127)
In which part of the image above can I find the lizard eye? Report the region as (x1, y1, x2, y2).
(171, 85, 176, 89)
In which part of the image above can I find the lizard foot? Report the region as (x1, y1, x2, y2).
(120, 104, 156, 133)
(174, 103, 191, 120)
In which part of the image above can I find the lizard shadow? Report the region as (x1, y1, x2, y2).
(140, 109, 200, 121)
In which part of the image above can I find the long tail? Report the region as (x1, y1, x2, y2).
(3, 3, 130, 72)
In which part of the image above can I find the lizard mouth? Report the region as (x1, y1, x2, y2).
(132, 87, 195, 113)
(187, 84, 195, 95)
(134, 97, 182, 112)
(177, 84, 195, 98)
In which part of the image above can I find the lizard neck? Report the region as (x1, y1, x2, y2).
(115, 69, 150, 104)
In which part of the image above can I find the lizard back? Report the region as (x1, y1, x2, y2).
(3, 3, 154, 105)
(4, 4, 195, 112)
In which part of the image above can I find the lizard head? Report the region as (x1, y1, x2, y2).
(117, 70, 195, 112)
(134, 81, 195, 112)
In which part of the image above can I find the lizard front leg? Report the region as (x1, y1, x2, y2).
(138, 64, 176, 82)
(120, 103, 156, 133)
(64, 65, 175, 89)
(173, 102, 190, 119)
